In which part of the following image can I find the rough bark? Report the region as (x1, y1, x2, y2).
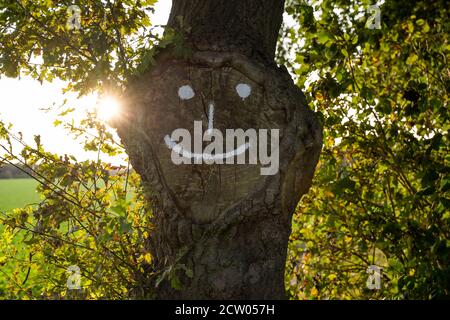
(115, 0, 322, 299)
(167, 0, 285, 62)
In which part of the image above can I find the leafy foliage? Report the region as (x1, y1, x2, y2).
(0, 115, 155, 298)
(282, 0, 449, 299)
(0, 0, 160, 94)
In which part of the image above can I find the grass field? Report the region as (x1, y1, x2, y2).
(0, 179, 40, 212)
(0, 179, 40, 294)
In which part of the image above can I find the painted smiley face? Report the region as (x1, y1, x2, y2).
(163, 83, 253, 161)
(121, 63, 288, 223)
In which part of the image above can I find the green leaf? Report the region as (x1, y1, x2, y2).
(406, 54, 418, 65)
(341, 48, 349, 57)
(170, 274, 183, 290)
(110, 205, 126, 217)
(317, 31, 333, 45)
(118, 217, 132, 235)
(421, 169, 439, 187)
(332, 177, 356, 195)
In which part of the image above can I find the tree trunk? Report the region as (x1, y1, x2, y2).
(116, 0, 322, 299)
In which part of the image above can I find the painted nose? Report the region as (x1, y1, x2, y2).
(206, 102, 215, 135)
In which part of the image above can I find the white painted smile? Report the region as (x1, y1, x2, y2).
(164, 135, 250, 161)
(164, 84, 252, 161)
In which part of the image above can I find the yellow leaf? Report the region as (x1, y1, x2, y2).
(144, 253, 152, 264)
(325, 191, 334, 198)
(341, 48, 349, 57)
(406, 54, 418, 65)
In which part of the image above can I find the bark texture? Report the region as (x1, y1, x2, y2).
(116, 0, 322, 299)
(167, 0, 285, 62)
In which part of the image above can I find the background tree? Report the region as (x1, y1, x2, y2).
(282, 0, 449, 299)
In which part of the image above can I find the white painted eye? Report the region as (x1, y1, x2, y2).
(178, 85, 195, 100)
(236, 83, 252, 100)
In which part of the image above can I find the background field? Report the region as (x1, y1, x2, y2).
(0, 179, 40, 212)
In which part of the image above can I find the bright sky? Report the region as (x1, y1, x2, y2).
(0, 0, 173, 164)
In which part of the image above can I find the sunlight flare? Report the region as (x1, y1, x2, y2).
(96, 96, 121, 122)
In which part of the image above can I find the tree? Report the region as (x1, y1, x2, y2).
(1, 0, 448, 300)
(0, 0, 322, 299)
(115, 0, 322, 299)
